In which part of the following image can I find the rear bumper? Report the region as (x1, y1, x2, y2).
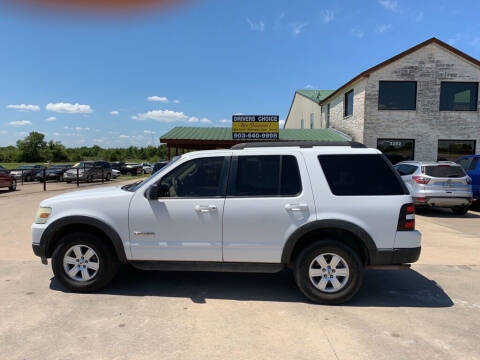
(370, 247, 421, 265)
(414, 196, 472, 207)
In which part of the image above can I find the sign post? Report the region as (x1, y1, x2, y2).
(232, 115, 279, 140)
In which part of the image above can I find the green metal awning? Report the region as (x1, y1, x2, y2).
(161, 126, 349, 142)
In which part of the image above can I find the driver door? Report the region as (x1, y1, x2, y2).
(129, 154, 230, 261)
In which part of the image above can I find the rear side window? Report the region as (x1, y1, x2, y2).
(470, 158, 479, 171)
(230, 155, 302, 197)
(423, 165, 466, 178)
(318, 154, 406, 196)
(395, 164, 417, 176)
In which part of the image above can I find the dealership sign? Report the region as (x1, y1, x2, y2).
(232, 115, 279, 140)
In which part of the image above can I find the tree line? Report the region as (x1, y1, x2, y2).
(0, 131, 168, 163)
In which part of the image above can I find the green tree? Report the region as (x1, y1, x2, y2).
(47, 140, 69, 162)
(16, 131, 48, 162)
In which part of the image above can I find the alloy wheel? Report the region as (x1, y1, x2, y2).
(308, 253, 350, 293)
(63, 245, 100, 282)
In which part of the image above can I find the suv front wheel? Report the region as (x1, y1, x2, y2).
(52, 232, 118, 292)
(294, 240, 363, 305)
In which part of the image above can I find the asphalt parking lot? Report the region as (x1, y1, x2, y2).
(1, 183, 479, 360)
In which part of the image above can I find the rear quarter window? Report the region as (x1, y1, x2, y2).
(318, 154, 407, 196)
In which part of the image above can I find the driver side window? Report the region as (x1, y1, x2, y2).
(158, 157, 228, 198)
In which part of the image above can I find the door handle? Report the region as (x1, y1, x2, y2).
(285, 203, 308, 212)
(195, 205, 217, 213)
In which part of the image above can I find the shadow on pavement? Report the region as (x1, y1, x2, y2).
(50, 266, 453, 307)
(417, 207, 480, 219)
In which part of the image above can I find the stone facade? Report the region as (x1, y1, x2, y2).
(363, 43, 480, 160)
(286, 40, 480, 161)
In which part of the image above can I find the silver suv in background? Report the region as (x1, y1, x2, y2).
(394, 161, 472, 215)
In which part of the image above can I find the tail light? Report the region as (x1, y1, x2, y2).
(413, 176, 430, 184)
(398, 203, 415, 231)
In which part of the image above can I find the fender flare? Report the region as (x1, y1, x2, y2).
(281, 219, 377, 264)
(39, 216, 127, 263)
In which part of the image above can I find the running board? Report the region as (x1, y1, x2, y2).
(130, 261, 285, 273)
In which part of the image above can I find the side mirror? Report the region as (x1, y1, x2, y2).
(146, 183, 159, 200)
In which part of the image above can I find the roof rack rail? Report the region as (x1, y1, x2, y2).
(231, 141, 367, 149)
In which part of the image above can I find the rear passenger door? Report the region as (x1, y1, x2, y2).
(222, 152, 316, 263)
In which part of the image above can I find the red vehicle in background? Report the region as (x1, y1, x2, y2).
(0, 165, 17, 191)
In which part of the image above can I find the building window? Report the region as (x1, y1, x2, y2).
(326, 104, 330, 127)
(344, 90, 353, 117)
(310, 113, 314, 129)
(300, 119, 304, 129)
(440, 82, 478, 111)
(437, 140, 476, 161)
(378, 81, 417, 110)
(377, 139, 415, 164)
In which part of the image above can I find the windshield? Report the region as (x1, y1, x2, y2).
(423, 165, 466, 178)
(121, 156, 181, 192)
(19, 165, 34, 169)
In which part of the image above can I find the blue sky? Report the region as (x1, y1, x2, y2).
(1, 0, 479, 147)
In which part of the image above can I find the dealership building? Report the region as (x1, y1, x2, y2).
(285, 38, 480, 163)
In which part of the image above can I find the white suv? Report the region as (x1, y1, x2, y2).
(32, 141, 421, 304)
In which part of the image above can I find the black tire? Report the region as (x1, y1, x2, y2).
(452, 206, 469, 215)
(25, 174, 32, 182)
(51, 232, 119, 292)
(8, 180, 16, 191)
(105, 172, 111, 181)
(66, 180, 71, 183)
(59, 175, 64, 182)
(293, 240, 363, 305)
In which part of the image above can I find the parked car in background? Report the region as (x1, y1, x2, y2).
(10, 165, 45, 182)
(35, 164, 71, 182)
(456, 155, 480, 207)
(110, 161, 126, 172)
(0, 165, 16, 191)
(64, 161, 112, 183)
(124, 163, 142, 175)
(140, 162, 152, 174)
(152, 161, 168, 174)
(394, 161, 473, 214)
(111, 169, 121, 179)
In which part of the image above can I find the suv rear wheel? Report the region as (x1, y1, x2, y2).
(8, 179, 16, 191)
(294, 240, 363, 305)
(52, 232, 118, 292)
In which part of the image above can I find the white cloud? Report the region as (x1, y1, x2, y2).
(351, 27, 365, 38)
(74, 127, 90, 131)
(147, 96, 169, 103)
(110, 110, 119, 115)
(378, 0, 398, 11)
(291, 22, 308, 36)
(119, 134, 130, 138)
(321, 10, 334, 24)
(219, 119, 231, 124)
(173, 99, 180, 104)
(274, 12, 285, 30)
(53, 132, 61, 136)
(46, 102, 93, 114)
(7, 120, 31, 126)
(46, 116, 57, 122)
(247, 18, 265, 32)
(188, 116, 199, 123)
(412, 11, 423, 22)
(375, 24, 393, 33)
(7, 104, 40, 112)
(304, 84, 317, 89)
(93, 138, 105, 143)
(279, 119, 286, 128)
(200, 118, 212, 124)
(133, 109, 189, 122)
(144, 130, 156, 134)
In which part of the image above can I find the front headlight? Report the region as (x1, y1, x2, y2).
(35, 207, 52, 224)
